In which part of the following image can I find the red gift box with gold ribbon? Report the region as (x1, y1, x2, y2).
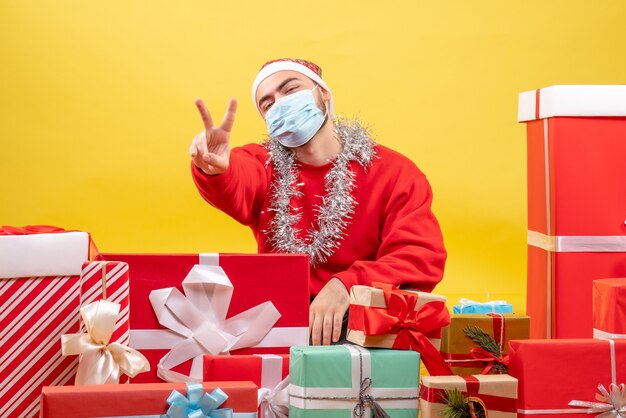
(346, 283, 452, 376)
(518, 86, 626, 339)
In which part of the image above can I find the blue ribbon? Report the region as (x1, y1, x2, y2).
(165, 383, 234, 418)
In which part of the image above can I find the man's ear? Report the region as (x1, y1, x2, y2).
(319, 86, 331, 102)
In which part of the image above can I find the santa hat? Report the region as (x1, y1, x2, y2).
(251, 58, 335, 119)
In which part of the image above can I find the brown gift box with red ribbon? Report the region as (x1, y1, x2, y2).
(419, 374, 518, 418)
(440, 314, 530, 375)
(346, 283, 453, 376)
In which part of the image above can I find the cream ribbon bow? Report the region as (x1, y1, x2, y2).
(61, 300, 150, 385)
(569, 384, 626, 417)
(149, 263, 282, 382)
(259, 376, 290, 418)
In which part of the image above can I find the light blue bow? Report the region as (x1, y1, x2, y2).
(165, 384, 234, 418)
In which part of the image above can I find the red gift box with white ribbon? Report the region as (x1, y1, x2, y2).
(96, 252, 310, 383)
(518, 85, 626, 339)
(204, 354, 290, 418)
(509, 338, 626, 417)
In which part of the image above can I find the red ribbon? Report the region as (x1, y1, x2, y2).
(469, 348, 510, 375)
(419, 375, 517, 413)
(349, 283, 452, 376)
(487, 313, 505, 347)
(444, 313, 508, 373)
(0, 225, 67, 235)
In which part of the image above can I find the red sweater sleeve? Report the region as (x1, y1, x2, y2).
(334, 171, 447, 292)
(191, 145, 269, 227)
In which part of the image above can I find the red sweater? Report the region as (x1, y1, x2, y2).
(191, 143, 446, 296)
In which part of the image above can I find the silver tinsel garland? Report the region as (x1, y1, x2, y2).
(263, 118, 377, 266)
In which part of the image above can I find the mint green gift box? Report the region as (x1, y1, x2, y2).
(289, 345, 420, 418)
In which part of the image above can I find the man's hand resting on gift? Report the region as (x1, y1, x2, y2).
(309, 278, 350, 345)
(189, 98, 237, 175)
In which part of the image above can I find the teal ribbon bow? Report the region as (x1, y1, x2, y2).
(165, 384, 234, 418)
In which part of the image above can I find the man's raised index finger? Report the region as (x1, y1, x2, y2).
(220, 98, 238, 133)
(195, 98, 214, 130)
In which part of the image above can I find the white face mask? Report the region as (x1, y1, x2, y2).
(265, 85, 328, 148)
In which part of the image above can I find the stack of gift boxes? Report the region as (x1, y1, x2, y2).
(1, 85, 625, 418)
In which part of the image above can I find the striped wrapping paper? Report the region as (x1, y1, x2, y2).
(79, 261, 130, 346)
(0, 275, 81, 418)
(0, 261, 130, 418)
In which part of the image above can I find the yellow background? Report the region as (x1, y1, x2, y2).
(2, 1, 625, 312)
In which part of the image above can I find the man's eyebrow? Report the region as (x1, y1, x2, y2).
(258, 77, 301, 107)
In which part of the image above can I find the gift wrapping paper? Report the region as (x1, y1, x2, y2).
(0, 227, 93, 417)
(594, 278, 626, 339)
(289, 345, 419, 418)
(0, 275, 81, 418)
(509, 338, 626, 417)
(40, 381, 258, 418)
(0, 226, 90, 278)
(80, 261, 130, 345)
(347, 284, 451, 375)
(204, 354, 290, 418)
(96, 253, 310, 383)
(419, 374, 518, 418)
(440, 314, 529, 375)
(203, 354, 289, 389)
(519, 86, 626, 338)
(453, 300, 513, 314)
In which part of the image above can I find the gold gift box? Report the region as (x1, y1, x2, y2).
(440, 314, 530, 375)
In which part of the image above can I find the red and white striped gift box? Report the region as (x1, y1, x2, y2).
(0, 275, 81, 418)
(0, 227, 91, 418)
(79, 261, 130, 346)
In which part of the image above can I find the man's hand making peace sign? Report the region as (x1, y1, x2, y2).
(189, 98, 238, 175)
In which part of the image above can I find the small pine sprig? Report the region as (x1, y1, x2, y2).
(442, 388, 471, 418)
(463, 325, 508, 374)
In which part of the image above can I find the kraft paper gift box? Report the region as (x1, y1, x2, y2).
(0, 226, 91, 418)
(509, 338, 626, 417)
(40, 381, 258, 418)
(346, 283, 451, 376)
(419, 374, 518, 418)
(518, 85, 626, 338)
(594, 278, 626, 339)
(289, 345, 420, 418)
(440, 314, 529, 375)
(96, 253, 310, 383)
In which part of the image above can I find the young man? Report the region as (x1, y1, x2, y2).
(189, 58, 446, 346)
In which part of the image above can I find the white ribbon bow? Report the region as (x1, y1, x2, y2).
(569, 384, 626, 417)
(259, 376, 290, 418)
(458, 298, 509, 307)
(61, 300, 150, 385)
(149, 263, 282, 382)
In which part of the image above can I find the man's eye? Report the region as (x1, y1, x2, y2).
(264, 102, 274, 112)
